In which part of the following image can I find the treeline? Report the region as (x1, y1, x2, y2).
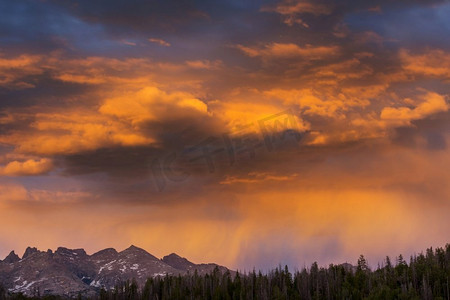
(3, 244, 450, 299)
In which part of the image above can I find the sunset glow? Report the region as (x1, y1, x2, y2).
(0, 0, 449, 271)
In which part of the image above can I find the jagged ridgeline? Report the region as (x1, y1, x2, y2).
(0, 245, 230, 298)
(0, 244, 450, 299)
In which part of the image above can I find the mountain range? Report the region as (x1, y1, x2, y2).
(0, 246, 232, 297)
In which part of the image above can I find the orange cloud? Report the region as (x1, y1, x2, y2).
(99, 86, 209, 125)
(311, 58, 373, 81)
(210, 92, 310, 134)
(220, 172, 297, 185)
(381, 92, 448, 124)
(0, 54, 43, 89)
(185, 60, 223, 70)
(237, 43, 339, 60)
(400, 49, 450, 79)
(0, 85, 218, 156)
(0, 54, 158, 88)
(348, 92, 448, 143)
(264, 88, 371, 119)
(0, 158, 53, 176)
(2, 110, 154, 155)
(49, 56, 155, 86)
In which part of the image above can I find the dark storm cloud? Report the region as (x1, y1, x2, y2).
(52, 0, 210, 33)
(0, 0, 110, 54)
(38, 0, 286, 62)
(56, 110, 226, 178)
(60, 146, 160, 177)
(392, 111, 450, 150)
(343, 1, 450, 49)
(1, 0, 446, 59)
(50, 0, 279, 35)
(47, 0, 446, 37)
(0, 74, 95, 109)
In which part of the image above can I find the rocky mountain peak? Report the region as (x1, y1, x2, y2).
(121, 245, 158, 260)
(97, 248, 117, 254)
(3, 250, 20, 263)
(162, 253, 195, 270)
(124, 245, 142, 252)
(91, 248, 118, 264)
(164, 253, 182, 259)
(91, 248, 118, 258)
(22, 246, 39, 259)
(55, 247, 87, 257)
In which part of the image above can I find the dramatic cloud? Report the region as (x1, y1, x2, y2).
(0, 86, 221, 156)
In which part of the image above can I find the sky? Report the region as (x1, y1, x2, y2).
(0, 0, 449, 271)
